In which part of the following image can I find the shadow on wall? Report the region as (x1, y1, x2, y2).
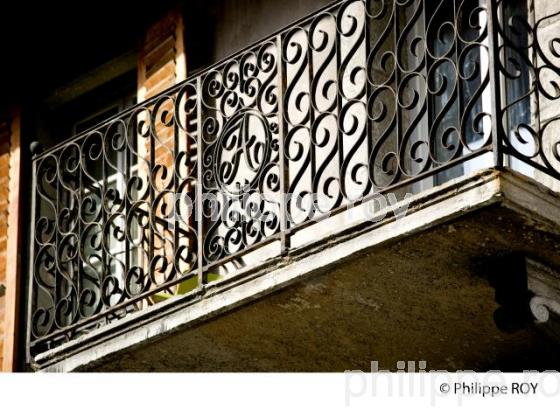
(184, 0, 333, 74)
(471, 253, 535, 333)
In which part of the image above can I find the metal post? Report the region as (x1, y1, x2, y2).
(276, 34, 290, 254)
(486, 0, 504, 168)
(26, 144, 40, 365)
(196, 76, 205, 286)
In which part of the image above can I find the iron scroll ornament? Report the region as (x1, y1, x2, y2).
(213, 109, 274, 197)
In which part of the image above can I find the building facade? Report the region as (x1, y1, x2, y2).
(1, 0, 560, 371)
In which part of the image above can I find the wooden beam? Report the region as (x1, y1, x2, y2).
(2, 108, 22, 372)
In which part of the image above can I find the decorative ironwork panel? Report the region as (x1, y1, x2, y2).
(282, 0, 493, 228)
(199, 39, 282, 268)
(30, 81, 200, 354)
(27, 0, 560, 360)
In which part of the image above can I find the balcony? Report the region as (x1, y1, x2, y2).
(27, 0, 560, 371)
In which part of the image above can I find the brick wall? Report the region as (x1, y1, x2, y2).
(137, 8, 188, 289)
(138, 8, 186, 102)
(0, 11, 187, 352)
(137, 6, 187, 179)
(138, 7, 185, 188)
(0, 119, 11, 366)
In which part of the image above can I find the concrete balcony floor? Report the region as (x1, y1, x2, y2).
(37, 169, 560, 371)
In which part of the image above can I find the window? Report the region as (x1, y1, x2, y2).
(39, 63, 138, 323)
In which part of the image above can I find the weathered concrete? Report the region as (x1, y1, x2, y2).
(32, 168, 560, 372)
(88, 220, 560, 371)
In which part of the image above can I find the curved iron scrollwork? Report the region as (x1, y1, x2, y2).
(30, 81, 201, 351)
(28, 0, 560, 358)
(494, 0, 560, 177)
(214, 109, 274, 197)
(199, 39, 281, 266)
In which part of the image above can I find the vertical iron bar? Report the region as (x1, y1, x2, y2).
(124, 122, 130, 305)
(26, 154, 38, 364)
(196, 76, 205, 285)
(148, 111, 155, 296)
(452, 0, 465, 159)
(365, 0, 373, 196)
(276, 34, 290, 254)
(76, 143, 82, 327)
(485, 0, 504, 168)
(102, 130, 109, 324)
(335, 5, 345, 203)
(394, 1, 402, 181)
(422, 0, 435, 176)
(307, 26, 317, 219)
(173, 101, 180, 285)
(54, 157, 60, 337)
(528, 0, 541, 162)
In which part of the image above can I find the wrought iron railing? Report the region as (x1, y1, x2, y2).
(27, 0, 560, 360)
